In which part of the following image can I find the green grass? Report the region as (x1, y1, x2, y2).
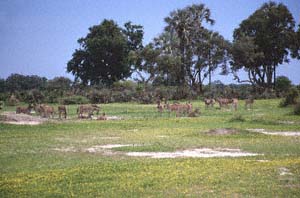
(1, 99, 300, 197)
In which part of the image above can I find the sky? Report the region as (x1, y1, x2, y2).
(0, 0, 299, 84)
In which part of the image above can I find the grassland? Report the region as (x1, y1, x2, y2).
(1, 99, 300, 197)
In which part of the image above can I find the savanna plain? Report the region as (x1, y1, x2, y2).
(1, 99, 300, 197)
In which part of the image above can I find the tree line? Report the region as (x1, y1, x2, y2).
(1, 1, 300, 105)
(0, 72, 298, 105)
(67, 1, 299, 93)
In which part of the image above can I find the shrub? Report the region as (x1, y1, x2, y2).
(112, 80, 136, 91)
(0, 92, 9, 102)
(60, 95, 89, 105)
(276, 76, 292, 96)
(45, 91, 60, 103)
(260, 89, 277, 99)
(111, 90, 135, 103)
(294, 102, 300, 115)
(173, 86, 191, 100)
(0, 100, 4, 110)
(24, 89, 45, 104)
(137, 91, 155, 104)
(229, 114, 245, 122)
(7, 94, 19, 106)
(154, 86, 177, 100)
(87, 89, 111, 104)
(279, 87, 299, 107)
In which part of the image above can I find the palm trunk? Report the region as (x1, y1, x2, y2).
(198, 69, 202, 93)
(180, 41, 185, 85)
(266, 65, 273, 89)
(273, 64, 276, 89)
(208, 51, 212, 91)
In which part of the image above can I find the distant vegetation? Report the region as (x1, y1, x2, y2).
(66, 1, 299, 93)
(1, 1, 300, 113)
(0, 73, 299, 105)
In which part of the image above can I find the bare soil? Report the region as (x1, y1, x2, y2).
(247, 128, 300, 136)
(126, 148, 260, 158)
(54, 144, 260, 159)
(0, 112, 48, 125)
(206, 128, 239, 135)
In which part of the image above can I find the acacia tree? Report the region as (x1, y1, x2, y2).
(192, 30, 230, 92)
(67, 20, 143, 86)
(291, 25, 300, 59)
(130, 31, 181, 86)
(164, 4, 215, 85)
(5, 74, 47, 92)
(231, 2, 296, 90)
(133, 4, 229, 93)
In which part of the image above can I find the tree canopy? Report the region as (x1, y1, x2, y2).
(231, 1, 297, 90)
(130, 3, 229, 93)
(5, 74, 47, 92)
(62, 1, 299, 94)
(67, 20, 144, 86)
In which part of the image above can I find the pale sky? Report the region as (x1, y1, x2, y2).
(0, 0, 299, 84)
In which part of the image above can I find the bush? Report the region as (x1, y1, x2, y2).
(294, 102, 300, 115)
(276, 76, 292, 96)
(259, 89, 277, 99)
(112, 80, 136, 91)
(229, 114, 245, 122)
(24, 89, 45, 104)
(154, 86, 177, 100)
(45, 92, 60, 103)
(111, 90, 135, 103)
(174, 86, 197, 100)
(7, 94, 19, 106)
(0, 100, 4, 110)
(60, 95, 89, 105)
(137, 91, 155, 104)
(87, 89, 111, 104)
(279, 87, 299, 107)
(0, 92, 9, 102)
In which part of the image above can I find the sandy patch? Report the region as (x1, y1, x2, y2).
(53, 147, 77, 152)
(99, 136, 121, 139)
(256, 160, 270, 162)
(157, 135, 169, 138)
(55, 136, 120, 142)
(126, 148, 260, 159)
(97, 144, 140, 149)
(278, 121, 295, 124)
(85, 145, 105, 153)
(54, 144, 261, 159)
(207, 128, 239, 135)
(248, 129, 300, 136)
(85, 144, 142, 153)
(127, 129, 139, 132)
(3, 121, 41, 125)
(0, 112, 48, 125)
(91, 116, 123, 120)
(107, 116, 123, 120)
(279, 167, 293, 176)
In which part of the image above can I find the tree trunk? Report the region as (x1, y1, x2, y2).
(198, 69, 203, 94)
(199, 83, 203, 93)
(180, 41, 186, 85)
(208, 51, 212, 91)
(209, 68, 211, 91)
(273, 64, 276, 90)
(266, 65, 273, 89)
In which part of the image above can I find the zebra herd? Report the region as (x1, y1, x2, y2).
(157, 98, 254, 117)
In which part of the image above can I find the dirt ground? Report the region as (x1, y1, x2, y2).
(247, 128, 300, 136)
(54, 144, 261, 158)
(206, 128, 239, 135)
(0, 112, 48, 125)
(126, 148, 261, 158)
